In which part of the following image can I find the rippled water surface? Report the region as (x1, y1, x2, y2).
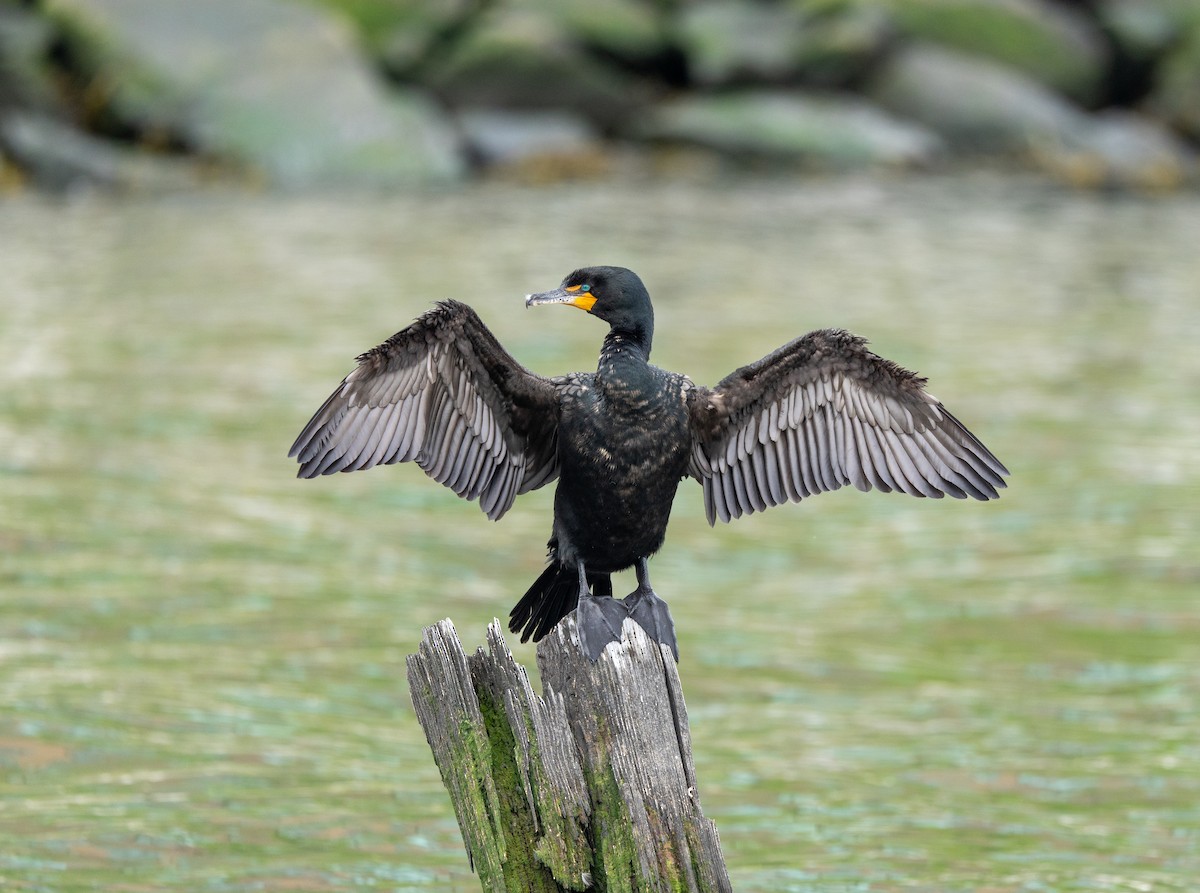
(3, 174, 1198, 890)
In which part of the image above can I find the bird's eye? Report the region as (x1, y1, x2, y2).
(579, 284, 591, 293)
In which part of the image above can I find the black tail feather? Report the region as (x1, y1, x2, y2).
(508, 563, 611, 643)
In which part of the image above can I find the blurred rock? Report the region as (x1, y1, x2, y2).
(0, 109, 202, 190)
(423, 8, 644, 128)
(638, 90, 942, 169)
(1095, 0, 1180, 62)
(1041, 110, 1195, 189)
(1148, 26, 1200, 142)
(880, 0, 1109, 103)
(678, 1, 894, 89)
(0, 3, 62, 112)
(45, 0, 463, 188)
(867, 44, 1093, 153)
(535, 0, 664, 61)
(4, 0, 1196, 192)
(366, 0, 486, 78)
(792, 3, 896, 89)
(678, 1, 809, 85)
(374, 0, 665, 79)
(456, 107, 600, 167)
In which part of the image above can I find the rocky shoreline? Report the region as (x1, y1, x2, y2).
(1, 0, 1196, 192)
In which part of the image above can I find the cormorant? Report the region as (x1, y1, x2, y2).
(289, 266, 1008, 660)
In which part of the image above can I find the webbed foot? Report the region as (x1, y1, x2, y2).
(623, 558, 678, 661)
(572, 562, 629, 661)
(624, 589, 678, 661)
(576, 592, 629, 661)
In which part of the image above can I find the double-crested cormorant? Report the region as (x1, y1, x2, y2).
(289, 266, 1007, 660)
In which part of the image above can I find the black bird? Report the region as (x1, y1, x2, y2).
(289, 266, 1008, 660)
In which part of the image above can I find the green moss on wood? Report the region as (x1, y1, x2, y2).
(583, 763, 642, 893)
(438, 712, 507, 888)
(475, 684, 564, 892)
(521, 712, 592, 889)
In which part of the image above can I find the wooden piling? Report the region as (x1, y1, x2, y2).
(406, 616, 731, 893)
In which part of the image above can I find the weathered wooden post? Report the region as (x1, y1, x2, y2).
(407, 616, 731, 893)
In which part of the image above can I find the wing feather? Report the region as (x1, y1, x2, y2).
(289, 300, 560, 520)
(799, 410, 821, 495)
(860, 421, 896, 492)
(391, 394, 423, 463)
(719, 463, 738, 522)
(752, 444, 773, 509)
(448, 430, 481, 494)
(363, 402, 402, 468)
(687, 328, 1008, 524)
(884, 428, 942, 498)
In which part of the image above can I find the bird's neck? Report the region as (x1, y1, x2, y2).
(600, 326, 652, 368)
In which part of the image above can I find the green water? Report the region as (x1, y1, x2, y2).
(2, 174, 1197, 891)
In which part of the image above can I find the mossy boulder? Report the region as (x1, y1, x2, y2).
(639, 89, 942, 169)
(1096, 0, 1181, 63)
(0, 109, 202, 190)
(792, 2, 897, 88)
(422, 8, 645, 128)
(1148, 21, 1200, 141)
(0, 3, 62, 112)
(678, 1, 810, 85)
(867, 43, 1093, 153)
(307, 0, 482, 73)
(678, 1, 894, 88)
(44, 0, 463, 187)
(456, 107, 606, 178)
(528, 0, 664, 61)
(1053, 110, 1195, 190)
(878, 0, 1108, 103)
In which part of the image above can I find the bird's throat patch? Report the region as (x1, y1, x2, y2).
(565, 285, 597, 312)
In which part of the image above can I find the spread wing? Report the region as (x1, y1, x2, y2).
(288, 300, 561, 520)
(687, 328, 1009, 524)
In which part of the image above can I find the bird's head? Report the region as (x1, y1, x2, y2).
(526, 266, 654, 345)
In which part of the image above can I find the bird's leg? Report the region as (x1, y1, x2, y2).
(588, 572, 613, 598)
(623, 558, 678, 661)
(574, 560, 629, 661)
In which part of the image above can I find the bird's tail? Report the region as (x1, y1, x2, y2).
(508, 563, 611, 644)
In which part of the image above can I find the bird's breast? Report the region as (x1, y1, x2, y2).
(553, 372, 692, 568)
